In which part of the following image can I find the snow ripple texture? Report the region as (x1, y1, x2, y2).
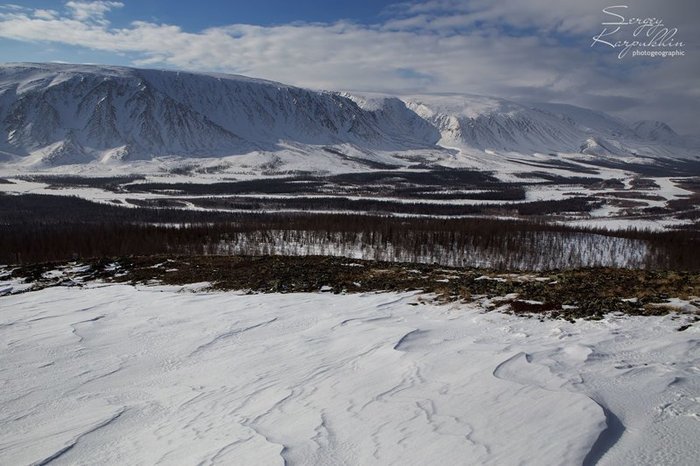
(1, 285, 698, 465)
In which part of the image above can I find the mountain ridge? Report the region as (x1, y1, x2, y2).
(0, 62, 695, 170)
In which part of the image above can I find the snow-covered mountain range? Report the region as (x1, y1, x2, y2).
(0, 62, 695, 170)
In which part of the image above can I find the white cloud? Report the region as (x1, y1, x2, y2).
(0, 0, 697, 133)
(32, 9, 58, 20)
(65, 1, 122, 22)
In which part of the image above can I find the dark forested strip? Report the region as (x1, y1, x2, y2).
(1, 193, 698, 269)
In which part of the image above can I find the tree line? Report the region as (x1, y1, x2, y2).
(1, 193, 697, 269)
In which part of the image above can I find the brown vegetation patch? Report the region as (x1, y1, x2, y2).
(8, 256, 699, 321)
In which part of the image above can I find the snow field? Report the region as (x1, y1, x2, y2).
(1, 284, 698, 465)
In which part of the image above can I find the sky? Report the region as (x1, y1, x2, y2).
(0, 0, 698, 133)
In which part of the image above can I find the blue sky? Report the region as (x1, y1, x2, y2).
(135, 0, 399, 28)
(3, 1, 399, 30)
(0, 1, 697, 132)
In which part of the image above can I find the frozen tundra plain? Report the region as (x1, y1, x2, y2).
(0, 280, 699, 466)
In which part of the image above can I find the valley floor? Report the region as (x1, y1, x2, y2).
(1, 282, 698, 465)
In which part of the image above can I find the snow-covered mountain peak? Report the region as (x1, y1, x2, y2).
(2, 62, 292, 92)
(405, 94, 525, 119)
(0, 62, 694, 169)
(402, 94, 586, 152)
(633, 120, 680, 142)
(0, 62, 398, 165)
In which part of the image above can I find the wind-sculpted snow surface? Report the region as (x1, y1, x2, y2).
(1, 285, 698, 465)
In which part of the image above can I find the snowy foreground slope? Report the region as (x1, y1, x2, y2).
(0, 62, 696, 172)
(1, 284, 698, 465)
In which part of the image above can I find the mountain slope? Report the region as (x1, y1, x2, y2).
(398, 95, 693, 156)
(0, 63, 427, 165)
(0, 62, 694, 169)
(633, 120, 680, 143)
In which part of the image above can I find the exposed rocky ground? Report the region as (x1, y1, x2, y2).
(4, 255, 699, 322)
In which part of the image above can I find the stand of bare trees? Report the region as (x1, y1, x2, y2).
(1, 194, 696, 270)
